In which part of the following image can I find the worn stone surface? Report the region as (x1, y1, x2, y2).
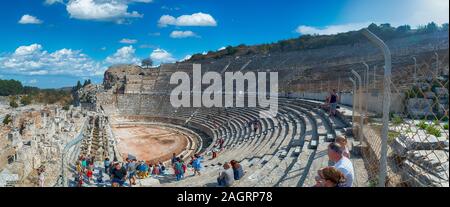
(392, 130, 448, 157)
(406, 98, 434, 117)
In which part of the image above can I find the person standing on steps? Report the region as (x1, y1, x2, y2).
(127, 159, 137, 186)
(104, 158, 111, 174)
(192, 154, 203, 176)
(174, 158, 184, 181)
(327, 89, 339, 117)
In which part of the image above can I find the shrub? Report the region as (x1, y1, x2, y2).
(20, 95, 32, 106)
(2, 114, 12, 125)
(62, 105, 70, 111)
(9, 100, 18, 108)
(417, 121, 428, 130)
(392, 116, 404, 125)
(444, 123, 449, 130)
(426, 125, 442, 137)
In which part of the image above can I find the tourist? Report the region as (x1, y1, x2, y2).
(37, 168, 45, 187)
(86, 168, 93, 184)
(327, 89, 339, 117)
(97, 170, 104, 185)
(327, 142, 354, 187)
(174, 158, 184, 181)
(180, 155, 187, 176)
(81, 157, 87, 172)
(137, 161, 149, 178)
(230, 160, 244, 180)
(104, 158, 111, 173)
(335, 136, 350, 158)
(171, 153, 177, 166)
(159, 161, 166, 175)
(127, 159, 137, 185)
(314, 166, 346, 187)
(76, 172, 83, 187)
(192, 154, 203, 176)
(219, 138, 225, 149)
(217, 162, 234, 187)
(76, 160, 82, 174)
(110, 163, 127, 187)
(212, 145, 219, 159)
(152, 164, 160, 175)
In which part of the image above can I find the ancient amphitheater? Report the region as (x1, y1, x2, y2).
(0, 30, 448, 187)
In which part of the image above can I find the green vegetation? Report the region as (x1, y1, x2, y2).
(444, 123, 449, 130)
(1, 78, 74, 106)
(388, 130, 401, 143)
(416, 120, 442, 137)
(417, 120, 428, 130)
(2, 114, 12, 125)
(0, 79, 23, 96)
(9, 96, 18, 108)
(426, 125, 442, 137)
(141, 58, 153, 69)
(392, 115, 404, 126)
(20, 95, 32, 106)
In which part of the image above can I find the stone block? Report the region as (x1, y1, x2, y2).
(392, 130, 448, 157)
(406, 98, 434, 118)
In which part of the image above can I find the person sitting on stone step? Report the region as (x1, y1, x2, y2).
(230, 160, 244, 180)
(314, 166, 346, 187)
(217, 162, 234, 187)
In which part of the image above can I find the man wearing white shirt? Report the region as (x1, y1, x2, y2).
(328, 142, 354, 187)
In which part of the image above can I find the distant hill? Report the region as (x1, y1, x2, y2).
(185, 22, 449, 62)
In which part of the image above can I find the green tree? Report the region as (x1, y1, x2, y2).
(141, 58, 153, 69)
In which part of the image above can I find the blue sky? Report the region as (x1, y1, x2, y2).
(0, 0, 448, 88)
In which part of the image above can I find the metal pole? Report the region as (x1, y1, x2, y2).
(434, 52, 439, 77)
(351, 69, 363, 143)
(338, 76, 341, 104)
(412, 57, 417, 85)
(349, 77, 356, 128)
(363, 62, 370, 116)
(362, 28, 392, 187)
(373, 65, 377, 89)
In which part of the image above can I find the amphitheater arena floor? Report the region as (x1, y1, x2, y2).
(112, 124, 188, 163)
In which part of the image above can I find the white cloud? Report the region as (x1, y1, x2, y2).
(105, 46, 140, 65)
(28, 79, 38, 84)
(119, 38, 138, 44)
(150, 48, 175, 64)
(170, 30, 198, 38)
(66, 0, 146, 23)
(18, 14, 43, 24)
(218, 46, 226, 51)
(180, 55, 192, 62)
(44, 0, 63, 5)
(0, 43, 104, 77)
(295, 23, 369, 35)
(158, 12, 217, 27)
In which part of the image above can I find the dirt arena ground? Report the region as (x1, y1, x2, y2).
(112, 124, 188, 163)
